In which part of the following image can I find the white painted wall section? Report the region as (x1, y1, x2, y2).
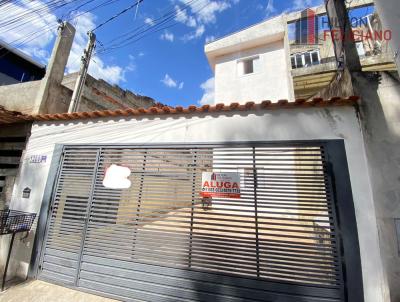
(214, 41, 292, 103)
(205, 16, 293, 104)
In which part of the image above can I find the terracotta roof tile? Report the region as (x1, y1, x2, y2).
(294, 98, 306, 104)
(0, 97, 360, 125)
(0, 106, 25, 124)
(260, 100, 272, 108)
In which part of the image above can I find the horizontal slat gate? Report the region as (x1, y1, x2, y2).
(39, 148, 98, 285)
(39, 144, 345, 302)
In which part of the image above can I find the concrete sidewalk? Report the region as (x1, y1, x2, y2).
(0, 280, 118, 302)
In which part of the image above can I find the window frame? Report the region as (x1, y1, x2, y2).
(290, 49, 321, 69)
(237, 55, 260, 77)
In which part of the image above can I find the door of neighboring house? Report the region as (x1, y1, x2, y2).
(36, 142, 363, 302)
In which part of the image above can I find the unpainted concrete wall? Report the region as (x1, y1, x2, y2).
(0, 73, 155, 115)
(0, 81, 41, 114)
(43, 83, 72, 114)
(0, 80, 72, 114)
(62, 73, 156, 110)
(354, 70, 400, 302)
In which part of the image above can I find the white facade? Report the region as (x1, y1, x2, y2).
(205, 16, 294, 104)
(6, 105, 388, 302)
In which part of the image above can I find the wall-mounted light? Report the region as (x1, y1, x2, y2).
(102, 164, 132, 189)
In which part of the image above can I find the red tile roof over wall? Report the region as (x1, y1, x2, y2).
(0, 97, 359, 125)
(0, 106, 27, 124)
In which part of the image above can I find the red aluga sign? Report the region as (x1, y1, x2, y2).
(200, 172, 241, 199)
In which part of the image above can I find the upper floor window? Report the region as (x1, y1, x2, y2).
(237, 56, 260, 76)
(291, 50, 320, 69)
(355, 41, 366, 58)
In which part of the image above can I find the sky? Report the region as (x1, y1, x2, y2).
(0, 0, 373, 107)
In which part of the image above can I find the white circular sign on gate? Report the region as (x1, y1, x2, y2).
(102, 164, 132, 189)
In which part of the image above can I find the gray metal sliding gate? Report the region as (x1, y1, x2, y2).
(38, 143, 362, 302)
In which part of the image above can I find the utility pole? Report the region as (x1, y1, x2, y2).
(321, 3, 396, 301)
(325, 0, 362, 72)
(68, 31, 96, 112)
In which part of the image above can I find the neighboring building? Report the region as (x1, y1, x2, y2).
(0, 40, 45, 86)
(294, 8, 319, 45)
(0, 96, 388, 302)
(0, 107, 30, 209)
(289, 11, 397, 99)
(205, 16, 294, 104)
(61, 73, 157, 112)
(203, 0, 389, 103)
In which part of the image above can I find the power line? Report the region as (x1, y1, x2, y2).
(91, 0, 143, 32)
(104, 0, 198, 45)
(62, 0, 98, 19)
(96, 0, 208, 55)
(0, 0, 210, 67)
(0, 1, 75, 29)
(0, 0, 123, 57)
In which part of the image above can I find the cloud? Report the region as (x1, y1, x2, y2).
(24, 47, 51, 62)
(0, 1, 58, 63)
(66, 12, 127, 85)
(198, 77, 215, 105)
(174, 0, 238, 40)
(160, 31, 174, 42)
(161, 74, 177, 87)
(182, 24, 205, 41)
(161, 74, 184, 89)
(205, 35, 216, 43)
(0, 1, 128, 85)
(265, 0, 276, 17)
(125, 55, 136, 72)
(194, 1, 230, 24)
(144, 17, 155, 25)
(174, 5, 197, 27)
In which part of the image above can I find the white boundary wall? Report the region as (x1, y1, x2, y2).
(8, 106, 388, 302)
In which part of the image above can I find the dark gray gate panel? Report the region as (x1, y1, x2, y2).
(39, 148, 98, 285)
(38, 143, 352, 302)
(80, 255, 341, 302)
